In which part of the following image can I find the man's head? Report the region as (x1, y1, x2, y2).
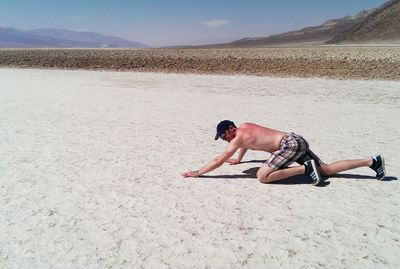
(215, 120, 237, 141)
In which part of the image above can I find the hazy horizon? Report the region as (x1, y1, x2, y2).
(1, 0, 387, 47)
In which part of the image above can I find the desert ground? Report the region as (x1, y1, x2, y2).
(0, 47, 399, 80)
(0, 67, 399, 268)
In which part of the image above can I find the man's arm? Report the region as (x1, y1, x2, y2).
(226, 148, 248, 165)
(181, 141, 240, 178)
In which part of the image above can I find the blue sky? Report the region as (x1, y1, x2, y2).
(0, 0, 387, 46)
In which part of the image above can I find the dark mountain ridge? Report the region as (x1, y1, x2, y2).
(228, 10, 373, 47)
(327, 0, 400, 44)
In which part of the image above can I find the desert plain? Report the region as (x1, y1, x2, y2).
(0, 46, 399, 80)
(0, 46, 400, 268)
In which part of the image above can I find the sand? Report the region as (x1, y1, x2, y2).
(0, 68, 399, 268)
(0, 47, 400, 80)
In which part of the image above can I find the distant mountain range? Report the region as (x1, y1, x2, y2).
(227, 10, 373, 47)
(2, 1, 398, 48)
(200, 0, 399, 47)
(0, 27, 148, 48)
(327, 0, 400, 44)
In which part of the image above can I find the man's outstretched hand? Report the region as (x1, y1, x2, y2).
(226, 159, 240, 165)
(181, 171, 199, 178)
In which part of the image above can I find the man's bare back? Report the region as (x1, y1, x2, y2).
(233, 123, 287, 153)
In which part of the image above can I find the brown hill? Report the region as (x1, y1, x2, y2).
(228, 11, 371, 47)
(327, 0, 400, 44)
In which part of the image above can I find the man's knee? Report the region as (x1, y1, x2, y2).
(256, 172, 266, 182)
(257, 166, 273, 183)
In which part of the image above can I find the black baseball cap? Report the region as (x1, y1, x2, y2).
(214, 120, 235, 140)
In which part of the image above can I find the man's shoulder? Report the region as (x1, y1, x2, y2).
(238, 122, 256, 129)
(233, 128, 251, 144)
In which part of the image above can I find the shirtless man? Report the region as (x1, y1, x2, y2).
(181, 120, 386, 185)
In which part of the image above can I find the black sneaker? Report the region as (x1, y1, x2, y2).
(370, 155, 385, 180)
(304, 159, 321, 186)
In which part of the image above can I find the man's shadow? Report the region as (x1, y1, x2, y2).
(330, 173, 397, 182)
(241, 167, 332, 187)
(199, 159, 397, 186)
